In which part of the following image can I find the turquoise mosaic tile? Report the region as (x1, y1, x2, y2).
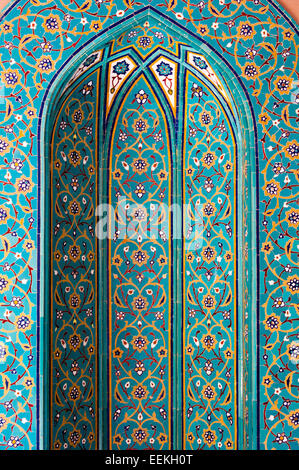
(0, 0, 298, 451)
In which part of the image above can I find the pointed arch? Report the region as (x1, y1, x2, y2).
(45, 11, 256, 450)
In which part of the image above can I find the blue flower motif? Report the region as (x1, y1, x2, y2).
(82, 53, 98, 69)
(156, 61, 173, 76)
(113, 60, 129, 75)
(193, 57, 208, 69)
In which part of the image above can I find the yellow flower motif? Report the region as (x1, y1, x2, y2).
(202, 384, 216, 401)
(263, 179, 281, 198)
(37, 55, 55, 74)
(201, 333, 217, 351)
(131, 249, 149, 266)
(54, 348, 62, 359)
(42, 15, 62, 34)
(134, 117, 148, 133)
(157, 254, 168, 266)
(186, 344, 194, 355)
(202, 294, 216, 310)
(54, 250, 62, 262)
(186, 252, 195, 263)
(72, 108, 84, 124)
(132, 157, 149, 174)
(274, 75, 293, 95)
(283, 29, 294, 41)
(157, 169, 168, 181)
(68, 333, 82, 350)
(0, 275, 11, 293)
(68, 385, 81, 402)
(68, 429, 82, 448)
(1, 68, 22, 88)
(54, 440, 62, 450)
(224, 438, 233, 449)
(261, 241, 273, 254)
(224, 251, 233, 262)
(259, 113, 271, 125)
(241, 62, 260, 80)
(287, 409, 299, 429)
(157, 433, 168, 445)
(236, 21, 256, 40)
(201, 245, 216, 264)
(68, 199, 81, 216)
(0, 21, 13, 33)
(0, 415, 8, 431)
(24, 107, 37, 119)
(113, 434, 123, 446)
(203, 201, 216, 217)
(138, 35, 153, 49)
(131, 334, 149, 352)
(186, 432, 195, 443)
(202, 428, 217, 447)
(199, 110, 213, 126)
(112, 348, 123, 358)
(112, 255, 122, 266)
(284, 276, 299, 295)
(197, 24, 209, 36)
(283, 140, 299, 161)
(224, 348, 233, 359)
(88, 165, 95, 175)
(263, 375, 273, 387)
(157, 347, 167, 358)
(132, 384, 149, 401)
(0, 137, 11, 156)
(113, 169, 123, 180)
(68, 244, 81, 263)
(286, 341, 299, 361)
(68, 149, 82, 167)
(264, 314, 281, 332)
(15, 314, 32, 331)
(132, 427, 149, 445)
(186, 166, 194, 176)
(23, 239, 35, 252)
(23, 377, 34, 389)
(68, 293, 81, 309)
(132, 295, 149, 312)
(90, 20, 102, 32)
(15, 176, 33, 194)
(286, 209, 299, 228)
(224, 161, 233, 173)
(201, 151, 216, 168)
(54, 159, 62, 171)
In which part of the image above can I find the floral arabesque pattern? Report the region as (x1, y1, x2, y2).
(183, 69, 238, 450)
(108, 73, 173, 450)
(50, 69, 99, 450)
(0, 0, 297, 450)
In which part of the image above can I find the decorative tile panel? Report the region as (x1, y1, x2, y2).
(0, 0, 297, 451)
(50, 69, 100, 450)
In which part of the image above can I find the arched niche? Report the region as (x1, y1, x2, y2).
(43, 11, 256, 450)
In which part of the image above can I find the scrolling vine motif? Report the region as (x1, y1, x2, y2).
(51, 69, 99, 449)
(108, 74, 172, 449)
(0, 0, 297, 450)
